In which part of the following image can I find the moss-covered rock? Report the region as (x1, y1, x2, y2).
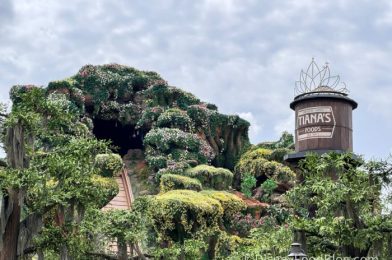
(182, 165, 233, 190)
(160, 174, 202, 192)
(44, 64, 250, 171)
(187, 104, 251, 169)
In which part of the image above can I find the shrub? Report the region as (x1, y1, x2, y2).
(156, 108, 194, 131)
(143, 84, 200, 109)
(156, 160, 191, 179)
(241, 173, 257, 198)
(94, 153, 124, 177)
(269, 148, 292, 163)
(235, 149, 295, 185)
(144, 128, 215, 171)
(261, 179, 278, 202)
(150, 190, 223, 243)
(200, 190, 246, 226)
(240, 148, 272, 161)
(47, 79, 74, 92)
(90, 175, 119, 207)
(160, 174, 202, 192)
(136, 106, 163, 128)
(183, 165, 233, 190)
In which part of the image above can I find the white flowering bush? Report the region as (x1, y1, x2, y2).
(156, 108, 194, 131)
(144, 128, 215, 172)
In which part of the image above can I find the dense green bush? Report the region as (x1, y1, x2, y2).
(144, 128, 215, 171)
(269, 147, 292, 163)
(240, 173, 257, 198)
(235, 148, 295, 184)
(94, 153, 124, 177)
(160, 174, 202, 192)
(143, 84, 200, 109)
(200, 190, 246, 225)
(89, 175, 120, 207)
(156, 108, 194, 131)
(136, 106, 164, 129)
(182, 165, 233, 190)
(149, 190, 223, 243)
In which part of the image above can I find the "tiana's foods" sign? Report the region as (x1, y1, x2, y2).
(297, 106, 336, 141)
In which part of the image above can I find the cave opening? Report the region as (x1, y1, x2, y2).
(92, 119, 144, 156)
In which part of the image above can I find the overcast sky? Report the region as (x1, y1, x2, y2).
(1, 0, 392, 160)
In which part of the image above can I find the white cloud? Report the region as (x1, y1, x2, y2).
(0, 0, 391, 159)
(238, 112, 262, 142)
(274, 113, 295, 137)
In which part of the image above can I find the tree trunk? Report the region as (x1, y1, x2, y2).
(0, 190, 21, 260)
(60, 244, 72, 260)
(207, 234, 218, 260)
(37, 250, 44, 260)
(388, 233, 392, 257)
(0, 123, 30, 260)
(133, 244, 146, 260)
(117, 238, 128, 260)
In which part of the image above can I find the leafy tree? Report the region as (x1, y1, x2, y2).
(287, 152, 392, 258)
(0, 86, 119, 259)
(83, 197, 151, 260)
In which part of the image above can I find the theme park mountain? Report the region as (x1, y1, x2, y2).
(1, 64, 390, 259)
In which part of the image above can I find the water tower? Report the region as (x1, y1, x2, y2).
(285, 59, 357, 162)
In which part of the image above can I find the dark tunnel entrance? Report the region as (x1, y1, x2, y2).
(92, 119, 144, 156)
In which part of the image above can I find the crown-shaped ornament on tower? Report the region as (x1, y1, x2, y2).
(294, 58, 349, 96)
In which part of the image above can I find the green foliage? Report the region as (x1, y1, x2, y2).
(2, 64, 253, 258)
(160, 173, 202, 192)
(143, 84, 200, 109)
(149, 190, 223, 243)
(269, 147, 293, 163)
(90, 175, 119, 208)
(152, 237, 208, 260)
(228, 213, 265, 237)
(261, 178, 277, 194)
(156, 108, 194, 131)
(187, 104, 250, 138)
(144, 128, 215, 171)
(257, 131, 294, 150)
(240, 173, 257, 198)
(240, 148, 273, 161)
(287, 152, 392, 257)
(144, 127, 200, 152)
(235, 148, 295, 184)
(261, 178, 278, 202)
(136, 106, 163, 129)
(229, 222, 292, 259)
(90, 197, 151, 244)
(200, 190, 246, 226)
(94, 153, 124, 177)
(2, 82, 124, 258)
(183, 164, 233, 190)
